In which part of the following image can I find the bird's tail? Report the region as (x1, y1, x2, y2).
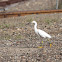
(48, 35, 51, 38)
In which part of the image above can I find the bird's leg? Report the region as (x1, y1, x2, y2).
(47, 38, 52, 48)
(37, 35, 41, 44)
(37, 35, 43, 48)
(47, 38, 51, 43)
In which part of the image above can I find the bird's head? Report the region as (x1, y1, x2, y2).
(32, 21, 37, 24)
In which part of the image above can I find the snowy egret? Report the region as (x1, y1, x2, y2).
(32, 21, 52, 48)
(32, 21, 51, 38)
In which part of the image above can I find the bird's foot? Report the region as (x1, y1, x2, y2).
(50, 43, 52, 48)
(38, 45, 43, 48)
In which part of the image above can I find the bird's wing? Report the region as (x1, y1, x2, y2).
(38, 29, 51, 38)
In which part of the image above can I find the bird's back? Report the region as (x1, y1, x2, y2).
(38, 29, 51, 38)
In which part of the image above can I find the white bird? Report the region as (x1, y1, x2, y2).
(32, 21, 51, 38)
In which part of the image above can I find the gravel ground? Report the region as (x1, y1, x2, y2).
(0, 13, 62, 62)
(0, 0, 62, 62)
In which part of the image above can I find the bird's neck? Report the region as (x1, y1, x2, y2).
(34, 23, 37, 31)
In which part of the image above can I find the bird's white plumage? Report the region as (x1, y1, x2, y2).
(38, 29, 51, 38)
(32, 21, 51, 38)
